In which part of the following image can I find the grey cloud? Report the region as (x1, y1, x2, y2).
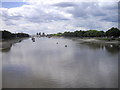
(1, 6, 70, 26)
(1, 9, 22, 21)
(102, 15, 118, 22)
(24, 7, 71, 23)
(67, 2, 107, 18)
(53, 2, 118, 23)
(53, 2, 107, 18)
(25, 12, 70, 23)
(53, 2, 77, 7)
(1, 11, 22, 26)
(101, 2, 118, 10)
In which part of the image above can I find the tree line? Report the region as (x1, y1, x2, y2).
(0, 30, 30, 40)
(51, 27, 120, 38)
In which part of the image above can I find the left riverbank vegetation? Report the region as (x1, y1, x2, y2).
(0, 30, 30, 41)
(50, 27, 120, 41)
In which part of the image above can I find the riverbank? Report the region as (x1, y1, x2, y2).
(75, 38, 120, 45)
(0, 37, 29, 50)
(54, 36, 120, 45)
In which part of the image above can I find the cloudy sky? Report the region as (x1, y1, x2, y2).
(0, 0, 119, 34)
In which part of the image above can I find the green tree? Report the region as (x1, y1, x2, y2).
(2, 30, 13, 39)
(106, 27, 120, 37)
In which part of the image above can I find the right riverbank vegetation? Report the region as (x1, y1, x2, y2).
(50, 27, 120, 41)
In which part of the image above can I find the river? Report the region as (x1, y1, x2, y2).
(1, 37, 119, 88)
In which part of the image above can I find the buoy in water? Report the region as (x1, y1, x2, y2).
(110, 45, 113, 47)
(65, 45, 67, 47)
(56, 42, 58, 44)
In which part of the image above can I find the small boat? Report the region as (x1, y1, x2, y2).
(32, 37, 35, 42)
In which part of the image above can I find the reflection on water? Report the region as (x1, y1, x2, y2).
(1, 37, 119, 88)
(81, 42, 120, 54)
(1, 39, 25, 53)
(2, 47, 11, 53)
(105, 45, 120, 54)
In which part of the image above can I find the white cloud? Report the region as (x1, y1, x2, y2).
(0, 0, 118, 34)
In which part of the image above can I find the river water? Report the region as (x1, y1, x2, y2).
(1, 37, 119, 88)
